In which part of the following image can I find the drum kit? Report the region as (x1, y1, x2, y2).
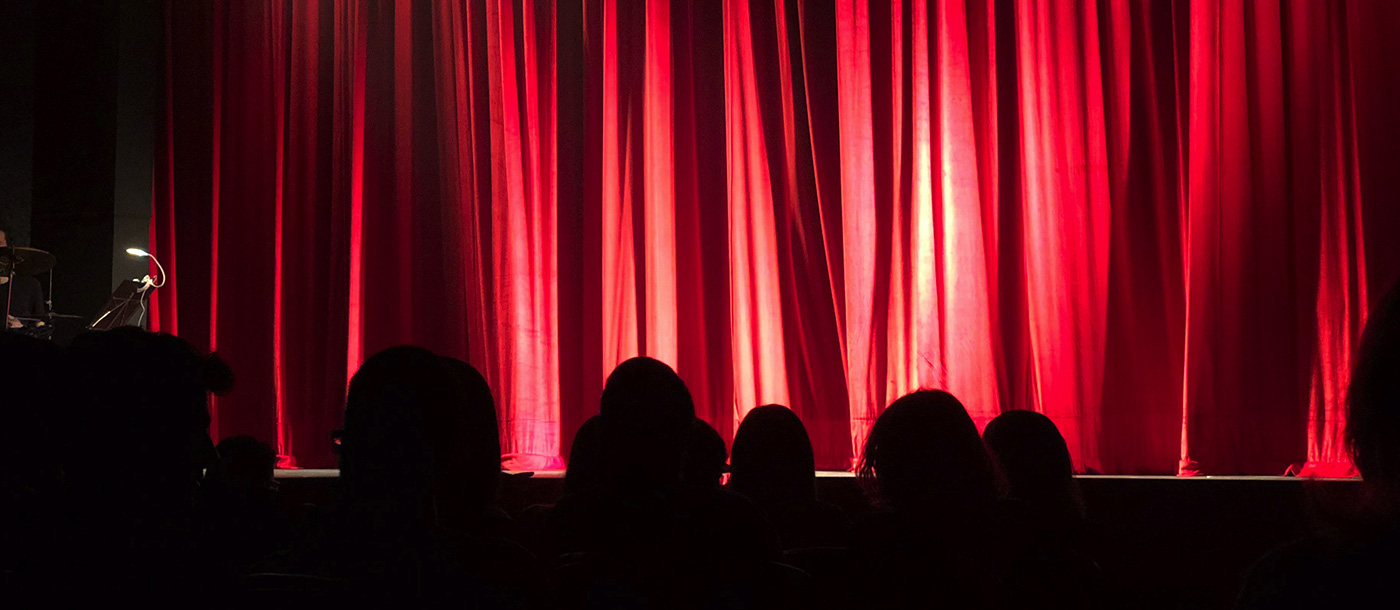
(2, 246, 87, 339)
(0, 246, 56, 277)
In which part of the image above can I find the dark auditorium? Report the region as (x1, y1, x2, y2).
(5, 1, 1400, 608)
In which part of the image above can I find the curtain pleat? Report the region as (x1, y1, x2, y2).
(153, 0, 1400, 475)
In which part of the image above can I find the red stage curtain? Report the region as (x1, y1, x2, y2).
(153, 0, 1400, 474)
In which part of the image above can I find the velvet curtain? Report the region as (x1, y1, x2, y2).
(153, 0, 1400, 474)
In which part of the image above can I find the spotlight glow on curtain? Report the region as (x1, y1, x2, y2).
(152, 0, 1400, 475)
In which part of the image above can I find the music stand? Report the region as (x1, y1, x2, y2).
(88, 279, 149, 330)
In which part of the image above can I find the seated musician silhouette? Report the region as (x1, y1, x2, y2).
(0, 227, 47, 329)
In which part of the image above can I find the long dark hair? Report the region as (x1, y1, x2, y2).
(1348, 281, 1400, 490)
(563, 415, 605, 499)
(440, 357, 503, 516)
(857, 390, 999, 515)
(729, 404, 817, 506)
(983, 409, 1084, 526)
(340, 346, 456, 508)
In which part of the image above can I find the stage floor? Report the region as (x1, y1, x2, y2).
(268, 468, 1360, 609)
(275, 468, 1357, 482)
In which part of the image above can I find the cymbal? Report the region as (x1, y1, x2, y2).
(0, 247, 56, 276)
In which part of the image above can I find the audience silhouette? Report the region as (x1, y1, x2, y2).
(984, 410, 1103, 609)
(984, 411, 1083, 533)
(0, 332, 62, 580)
(1237, 281, 1400, 609)
(50, 328, 231, 602)
(267, 345, 539, 608)
(548, 357, 787, 609)
(729, 404, 850, 550)
(439, 356, 512, 537)
(852, 390, 1004, 610)
(682, 417, 728, 489)
(213, 436, 279, 502)
(16, 304, 1393, 610)
(598, 357, 695, 490)
(204, 435, 286, 573)
(563, 415, 605, 501)
(518, 415, 604, 562)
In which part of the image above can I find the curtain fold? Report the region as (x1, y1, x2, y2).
(154, 0, 1400, 474)
(725, 0, 792, 432)
(1012, 0, 1113, 471)
(1095, 0, 1186, 474)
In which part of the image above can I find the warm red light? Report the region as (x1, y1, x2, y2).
(152, 0, 1397, 475)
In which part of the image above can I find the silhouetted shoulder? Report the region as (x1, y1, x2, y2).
(770, 500, 851, 550)
(682, 485, 783, 565)
(1239, 527, 1400, 609)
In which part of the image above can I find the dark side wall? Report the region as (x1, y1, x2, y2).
(0, 1, 35, 247)
(1, 0, 159, 323)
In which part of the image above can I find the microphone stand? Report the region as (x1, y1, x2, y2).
(135, 251, 166, 329)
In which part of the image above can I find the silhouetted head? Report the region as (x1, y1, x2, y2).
(1348, 281, 1400, 495)
(340, 346, 458, 510)
(599, 357, 695, 485)
(729, 404, 817, 506)
(216, 435, 278, 500)
(858, 390, 998, 515)
(440, 357, 503, 516)
(564, 415, 606, 498)
(983, 410, 1083, 524)
(63, 328, 232, 507)
(681, 418, 728, 489)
